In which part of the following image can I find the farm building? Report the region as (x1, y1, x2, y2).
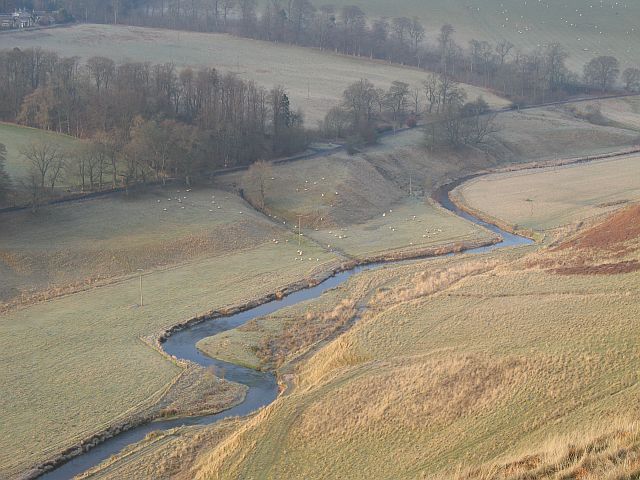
(0, 10, 52, 29)
(13, 10, 34, 28)
(0, 14, 13, 29)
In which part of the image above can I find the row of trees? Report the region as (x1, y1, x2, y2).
(6, 2, 638, 105)
(322, 74, 499, 151)
(0, 47, 308, 190)
(583, 56, 640, 92)
(0, 46, 312, 209)
(41, 1, 636, 104)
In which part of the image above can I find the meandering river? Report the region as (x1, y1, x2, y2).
(39, 180, 533, 480)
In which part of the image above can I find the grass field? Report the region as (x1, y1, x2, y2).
(219, 130, 497, 261)
(90, 203, 640, 479)
(185, 206, 640, 479)
(565, 96, 640, 132)
(0, 131, 502, 476)
(0, 24, 509, 124)
(0, 226, 340, 477)
(0, 122, 80, 185)
(3, 96, 640, 477)
(311, 0, 640, 72)
(455, 154, 640, 231)
(0, 186, 288, 305)
(0, 179, 349, 477)
(30, 101, 640, 479)
(488, 106, 640, 163)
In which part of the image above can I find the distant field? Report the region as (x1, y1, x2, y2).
(455, 154, 640, 231)
(0, 24, 509, 124)
(489, 106, 640, 162)
(313, 0, 640, 72)
(567, 96, 640, 132)
(0, 122, 80, 185)
(219, 131, 496, 261)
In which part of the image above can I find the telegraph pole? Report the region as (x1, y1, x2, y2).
(137, 268, 144, 307)
(409, 174, 413, 196)
(297, 214, 303, 247)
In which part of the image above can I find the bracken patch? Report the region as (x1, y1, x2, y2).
(555, 204, 640, 254)
(552, 260, 640, 276)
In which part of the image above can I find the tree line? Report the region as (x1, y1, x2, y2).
(26, 1, 636, 105)
(0, 47, 308, 207)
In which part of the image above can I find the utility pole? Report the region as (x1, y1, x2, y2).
(409, 174, 413, 196)
(137, 269, 144, 307)
(297, 214, 303, 247)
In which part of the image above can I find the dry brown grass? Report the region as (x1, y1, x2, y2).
(252, 298, 358, 369)
(523, 203, 640, 277)
(446, 420, 640, 480)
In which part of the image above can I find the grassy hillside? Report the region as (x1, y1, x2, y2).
(3, 97, 640, 478)
(313, 0, 640, 71)
(0, 129, 499, 477)
(85, 203, 640, 480)
(219, 131, 496, 262)
(0, 24, 509, 124)
(0, 228, 339, 478)
(193, 207, 640, 479)
(0, 122, 80, 185)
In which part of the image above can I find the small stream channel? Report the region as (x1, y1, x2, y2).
(39, 181, 534, 480)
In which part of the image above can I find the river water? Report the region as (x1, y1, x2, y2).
(39, 181, 533, 480)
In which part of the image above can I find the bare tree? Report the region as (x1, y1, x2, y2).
(220, 0, 235, 29)
(623, 67, 640, 92)
(407, 17, 425, 54)
(423, 74, 440, 113)
(242, 160, 272, 210)
(342, 78, 378, 133)
(19, 140, 64, 192)
(86, 56, 116, 93)
(384, 81, 410, 125)
(495, 40, 514, 65)
(322, 107, 351, 139)
(584, 56, 620, 91)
